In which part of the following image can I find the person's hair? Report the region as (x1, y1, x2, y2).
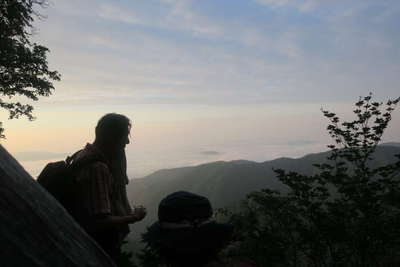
(95, 113, 131, 144)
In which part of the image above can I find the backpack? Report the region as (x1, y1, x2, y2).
(37, 150, 105, 213)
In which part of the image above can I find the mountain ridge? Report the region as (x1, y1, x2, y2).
(131, 142, 400, 182)
(126, 144, 400, 248)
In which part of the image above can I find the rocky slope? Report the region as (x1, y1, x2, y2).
(0, 145, 115, 267)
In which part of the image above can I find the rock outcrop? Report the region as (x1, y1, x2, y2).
(0, 145, 115, 267)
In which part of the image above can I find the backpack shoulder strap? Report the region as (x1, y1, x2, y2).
(65, 150, 83, 165)
(68, 152, 108, 173)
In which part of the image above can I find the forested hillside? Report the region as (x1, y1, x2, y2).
(126, 144, 400, 244)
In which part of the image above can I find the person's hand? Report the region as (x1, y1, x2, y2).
(130, 205, 146, 222)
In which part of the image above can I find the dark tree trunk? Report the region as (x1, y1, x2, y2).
(0, 145, 116, 267)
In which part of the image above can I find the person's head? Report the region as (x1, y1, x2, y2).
(144, 191, 233, 267)
(94, 113, 131, 152)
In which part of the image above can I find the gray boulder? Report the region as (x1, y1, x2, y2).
(0, 145, 115, 267)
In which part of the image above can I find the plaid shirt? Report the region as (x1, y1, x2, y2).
(72, 144, 114, 232)
(71, 143, 133, 245)
(76, 161, 113, 216)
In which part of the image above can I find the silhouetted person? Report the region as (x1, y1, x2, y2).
(144, 191, 255, 267)
(70, 113, 146, 263)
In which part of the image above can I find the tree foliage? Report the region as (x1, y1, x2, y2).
(118, 240, 140, 267)
(225, 94, 400, 266)
(0, 0, 60, 138)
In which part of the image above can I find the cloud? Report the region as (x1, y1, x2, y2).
(255, 0, 292, 7)
(30, 0, 400, 108)
(287, 140, 318, 146)
(199, 151, 221, 156)
(98, 3, 141, 24)
(254, 0, 321, 12)
(93, 1, 223, 38)
(161, 0, 223, 37)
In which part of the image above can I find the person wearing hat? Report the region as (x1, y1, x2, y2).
(143, 191, 255, 267)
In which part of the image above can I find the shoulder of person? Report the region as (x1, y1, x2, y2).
(73, 159, 112, 183)
(89, 161, 109, 170)
(73, 156, 110, 172)
(73, 144, 109, 165)
(85, 161, 113, 180)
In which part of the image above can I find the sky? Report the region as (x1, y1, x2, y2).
(1, 0, 400, 178)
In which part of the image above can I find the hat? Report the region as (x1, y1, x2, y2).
(158, 191, 213, 224)
(144, 191, 233, 261)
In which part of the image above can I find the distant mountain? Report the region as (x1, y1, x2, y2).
(126, 145, 400, 246)
(382, 142, 400, 148)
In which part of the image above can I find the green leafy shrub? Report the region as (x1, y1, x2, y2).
(225, 94, 400, 267)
